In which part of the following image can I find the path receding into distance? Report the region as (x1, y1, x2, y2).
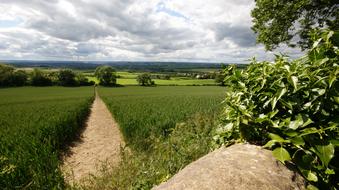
(62, 93, 124, 183)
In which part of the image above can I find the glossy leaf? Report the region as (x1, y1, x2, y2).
(272, 147, 291, 163)
(313, 144, 335, 167)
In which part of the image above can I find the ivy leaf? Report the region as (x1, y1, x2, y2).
(272, 147, 291, 163)
(313, 144, 334, 167)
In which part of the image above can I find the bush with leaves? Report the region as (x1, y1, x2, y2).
(31, 69, 52, 86)
(58, 69, 78, 86)
(214, 30, 339, 189)
(137, 73, 155, 86)
(0, 64, 28, 87)
(94, 66, 117, 86)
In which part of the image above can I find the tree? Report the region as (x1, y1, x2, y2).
(215, 73, 225, 86)
(58, 69, 77, 86)
(137, 73, 155, 86)
(0, 64, 15, 86)
(251, 0, 338, 50)
(31, 69, 52, 86)
(94, 66, 117, 86)
(9, 70, 28, 86)
(0, 64, 28, 87)
(77, 73, 95, 86)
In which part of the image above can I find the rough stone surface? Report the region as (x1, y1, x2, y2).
(153, 144, 306, 190)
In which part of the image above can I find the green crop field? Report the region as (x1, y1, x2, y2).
(88, 76, 217, 86)
(83, 86, 226, 189)
(0, 87, 94, 189)
(99, 86, 225, 150)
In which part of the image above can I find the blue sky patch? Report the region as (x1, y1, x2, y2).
(0, 18, 22, 28)
(156, 2, 189, 21)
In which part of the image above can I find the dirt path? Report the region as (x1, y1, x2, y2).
(62, 93, 124, 183)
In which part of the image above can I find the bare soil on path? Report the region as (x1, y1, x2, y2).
(62, 93, 124, 183)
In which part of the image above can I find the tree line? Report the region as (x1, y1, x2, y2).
(0, 64, 94, 87)
(0, 64, 160, 87)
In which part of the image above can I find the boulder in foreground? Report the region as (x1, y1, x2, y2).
(153, 144, 305, 190)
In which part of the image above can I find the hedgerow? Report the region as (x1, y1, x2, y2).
(214, 30, 339, 189)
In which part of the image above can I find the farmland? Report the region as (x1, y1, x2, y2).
(99, 86, 225, 150)
(86, 71, 218, 86)
(81, 86, 226, 189)
(0, 87, 94, 189)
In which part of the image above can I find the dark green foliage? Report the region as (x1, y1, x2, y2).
(137, 73, 155, 86)
(251, 0, 338, 50)
(58, 69, 78, 86)
(215, 30, 339, 189)
(94, 66, 117, 86)
(77, 73, 95, 86)
(0, 64, 28, 87)
(215, 73, 226, 86)
(31, 69, 52, 86)
(0, 87, 94, 189)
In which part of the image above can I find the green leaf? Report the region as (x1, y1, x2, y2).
(271, 88, 286, 110)
(272, 147, 291, 163)
(329, 139, 339, 147)
(288, 115, 303, 130)
(314, 58, 329, 66)
(263, 140, 276, 148)
(307, 171, 318, 182)
(334, 97, 339, 104)
(288, 75, 298, 91)
(268, 133, 285, 142)
(313, 143, 335, 167)
(301, 118, 313, 128)
(329, 72, 336, 88)
(291, 136, 305, 146)
(300, 127, 320, 136)
(325, 168, 335, 175)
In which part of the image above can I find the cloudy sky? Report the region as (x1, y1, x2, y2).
(0, 0, 302, 63)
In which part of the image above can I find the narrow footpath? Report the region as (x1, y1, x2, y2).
(62, 93, 124, 183)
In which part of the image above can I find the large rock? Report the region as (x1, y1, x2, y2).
(153, 144, 305, 190)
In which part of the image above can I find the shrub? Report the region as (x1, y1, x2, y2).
(94, 66, 117, 86)
(214, 30, 339, 189)
(0, 64, 28, 87)
(77, 73, 95, 86)
(58, 69, 78, 86)
(31, 69, 52, 86)
(137, 73, 155, 86)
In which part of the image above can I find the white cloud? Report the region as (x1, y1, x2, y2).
(0, 0, 303, 62)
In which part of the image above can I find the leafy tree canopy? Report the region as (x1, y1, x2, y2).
(58, 69, 77, 86)
(251, 0, 338, 50)
(137, 73, 155, 86)
(31, 69, 52, 86)
(94, 66, 117, 86)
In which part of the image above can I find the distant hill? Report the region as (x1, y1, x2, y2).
(0, 60, 247, 72)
